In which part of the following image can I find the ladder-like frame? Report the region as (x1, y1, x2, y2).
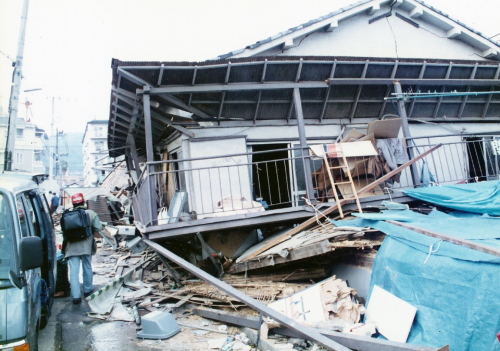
(321, 143, 362, 218)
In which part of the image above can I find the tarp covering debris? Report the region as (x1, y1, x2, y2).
(351, 209, 500, 240)
(333, 210, 500, 350)
(402, 180, 500, 216)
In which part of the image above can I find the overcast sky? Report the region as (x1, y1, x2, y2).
(0, 0, 499, 136)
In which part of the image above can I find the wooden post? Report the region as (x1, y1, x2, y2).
(142, 86, 158, 225)
(394, 82, 420, 186)
(293, 88, 316, 203)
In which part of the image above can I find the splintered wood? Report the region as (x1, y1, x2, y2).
(181, 279, 311, 306)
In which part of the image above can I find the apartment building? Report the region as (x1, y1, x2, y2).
(82, 120, 110, 186)
(0, 116, 49, 174)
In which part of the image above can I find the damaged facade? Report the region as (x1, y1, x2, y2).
(100, 0, 500, 350)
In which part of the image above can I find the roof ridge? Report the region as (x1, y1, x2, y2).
(413, 0, 500, 48)
(216, 0, 500, 60)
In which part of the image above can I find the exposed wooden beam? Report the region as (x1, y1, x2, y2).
(387, 221, 500, 258)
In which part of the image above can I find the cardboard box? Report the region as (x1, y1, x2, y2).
(366, 118, 402, 138)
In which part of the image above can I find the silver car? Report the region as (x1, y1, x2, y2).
(0, 173, 57, 351)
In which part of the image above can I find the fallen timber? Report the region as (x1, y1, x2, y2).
(240, 143, 443, 263)
(193, 308, 449, 351)
(387, 220, 500, 258)
(144, 239, 352, 351)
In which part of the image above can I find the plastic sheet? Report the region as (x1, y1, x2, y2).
(333, 212, 500, 350)
(402, 180, 500, 216)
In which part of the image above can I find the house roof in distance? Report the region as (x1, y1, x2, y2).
(216, 0, 500, 60)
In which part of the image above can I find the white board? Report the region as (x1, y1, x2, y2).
(365, 285, 417, 343)
(187, 138, 252, 219)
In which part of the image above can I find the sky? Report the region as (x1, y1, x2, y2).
(0, 0, 499, 136)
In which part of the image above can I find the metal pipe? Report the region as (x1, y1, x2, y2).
(387, 91, 500, 100)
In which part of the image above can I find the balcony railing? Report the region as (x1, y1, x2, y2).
(131, 134, 500, 227)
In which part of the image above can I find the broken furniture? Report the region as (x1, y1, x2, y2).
(239, 145, 442, 264)
(318, 141, 380, 217)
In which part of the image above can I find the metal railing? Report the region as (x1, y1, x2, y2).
(131, 134, 500, 227)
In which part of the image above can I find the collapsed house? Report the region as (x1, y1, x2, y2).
(103, 0, 500, 349)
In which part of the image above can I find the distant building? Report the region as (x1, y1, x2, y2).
(82, 120, 114, 186)
(0, 116, 49, 174)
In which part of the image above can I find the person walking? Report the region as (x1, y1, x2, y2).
(62, 193, 102, 304)
(49, 191, 60, 214)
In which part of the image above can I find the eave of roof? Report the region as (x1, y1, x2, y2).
(108, 56, 500, 159)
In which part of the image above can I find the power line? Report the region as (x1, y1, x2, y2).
(490, 32, 500, 39)
(0, 49, 15, 63)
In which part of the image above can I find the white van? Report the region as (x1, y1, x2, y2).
(0, 173, 57, 351)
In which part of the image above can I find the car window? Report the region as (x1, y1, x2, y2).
(0, 193, 16, 283)
(40, 194, 54, 228)
(23, 193, 41, 237)
(16, 195, 30, 238)
(29, 194, 47, 240)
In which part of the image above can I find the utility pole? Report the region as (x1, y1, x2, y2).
(49, 97, 54, 181)
(4, 0, 30, 171)
(55, 128, 59, 179)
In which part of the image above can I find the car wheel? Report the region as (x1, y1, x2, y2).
(40, 312, 48, 330)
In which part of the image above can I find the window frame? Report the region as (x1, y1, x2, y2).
(16, 152, 23, 164)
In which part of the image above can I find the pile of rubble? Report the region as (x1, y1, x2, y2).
(78, 214, 386, 351)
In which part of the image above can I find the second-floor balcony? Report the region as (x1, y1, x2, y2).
(131, 133, 500, 240)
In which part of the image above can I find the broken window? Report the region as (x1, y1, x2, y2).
(251, 144, 291, 210)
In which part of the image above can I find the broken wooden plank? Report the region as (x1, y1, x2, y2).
(114, 253, 131, 271)
(386, 220, 500, 258)
(144, 239, 352, 351)
(193, 308, 261, 328)
(177, 322, 227, 334)
(273, 328, 448, 351)
(166, 294, 194, 308)
(228, 240, 333, 273)
(193, 308, 447, 351)
(139, 288, 191, 307)
(223, 267, 327, 283)
(240, 144, 443, 263)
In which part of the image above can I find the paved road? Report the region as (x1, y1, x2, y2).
(38, 292, 167, 351)
(38, 288, 224, 351)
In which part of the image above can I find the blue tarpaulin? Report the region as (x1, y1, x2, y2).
(333, 209, 500, 350)
(402, 180, 500, 216)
